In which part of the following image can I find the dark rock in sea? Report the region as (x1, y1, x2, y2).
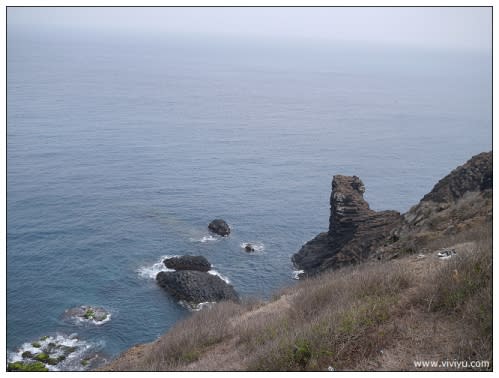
(208, 219, 231, 236)
(292, 175, 401, 276)
(156, 270, 239, 304)
(244, 244, 255, 252)
(163, 255, 211, 272)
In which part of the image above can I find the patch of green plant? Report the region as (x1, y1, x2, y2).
(293, 340, 311, 367)
(338, 296, 392, 335)
(31, 341, 41, 348)
(7, 361, 48, 372)
(34, 352, 50, 362)
(180, 350, 200, 363)
(80, 359, 90, 366)
(83, 308, 95, 319)
(431, 263, 489, 313)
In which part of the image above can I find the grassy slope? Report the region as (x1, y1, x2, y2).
(100, 220, 492, 372)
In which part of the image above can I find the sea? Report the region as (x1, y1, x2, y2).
(7, 27, 492, 369)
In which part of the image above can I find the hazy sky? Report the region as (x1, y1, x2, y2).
(8, 7, 491, 52)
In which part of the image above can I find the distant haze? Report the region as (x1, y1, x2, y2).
(8, 6, 491, 52)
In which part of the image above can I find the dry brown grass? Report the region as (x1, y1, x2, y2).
(100, 224, 492, 372)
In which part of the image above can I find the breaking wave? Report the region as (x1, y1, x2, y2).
(137, 255, 177, 279)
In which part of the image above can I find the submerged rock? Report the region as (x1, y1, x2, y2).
(208, 219, 231, 236)
(156, 270, 239, 304)
(63, 305, 110, 324)
(163, 255, 211, 272)
(7, 334, 98, 372)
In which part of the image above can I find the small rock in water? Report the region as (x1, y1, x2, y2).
(64, 305, 110, 323)
(208, 219, 231, 236)
(244, 243, 255, 252)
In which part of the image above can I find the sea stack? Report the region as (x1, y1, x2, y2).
(292, 175, 401, 276)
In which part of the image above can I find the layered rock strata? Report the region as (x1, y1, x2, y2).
(292, 175, 401, 276)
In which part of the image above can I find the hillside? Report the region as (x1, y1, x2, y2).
(99, 152, 492, 371)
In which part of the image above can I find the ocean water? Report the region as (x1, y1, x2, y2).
(7, 28, 491, 367)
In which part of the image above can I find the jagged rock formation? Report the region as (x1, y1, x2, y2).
(208, 219, 231, 236)
(292, 175, 401, 276)
(377, 151, 493, 259)
(420, 151, 492, 203)
(163, 256, 211, 272)
(156, 270, 239, 304)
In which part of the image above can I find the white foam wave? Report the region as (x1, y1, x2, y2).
(240, 242, 265, 253)
(208, 269, 231, 284)
(137, 255, 177, 279)
(189, 235, 218, 243)
(73, 313, 111, 326)
(7, 333, 100, 372)
(292, 270, 305, 280)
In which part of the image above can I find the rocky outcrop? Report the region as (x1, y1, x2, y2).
(420, 151, 492, 204)
(292, 175, 401, 276)
(163, 256, 211, 272)
(377, 151, 493, 259)
(293, 152, 493, 273)
(208, 219, 231, 236)
(156, 270, 239, 303)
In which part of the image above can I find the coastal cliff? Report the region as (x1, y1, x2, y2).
(99, 151, 492, 372)
(292, 151, 492, 275)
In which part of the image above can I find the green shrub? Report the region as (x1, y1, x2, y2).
(7, 361, 49, 372)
